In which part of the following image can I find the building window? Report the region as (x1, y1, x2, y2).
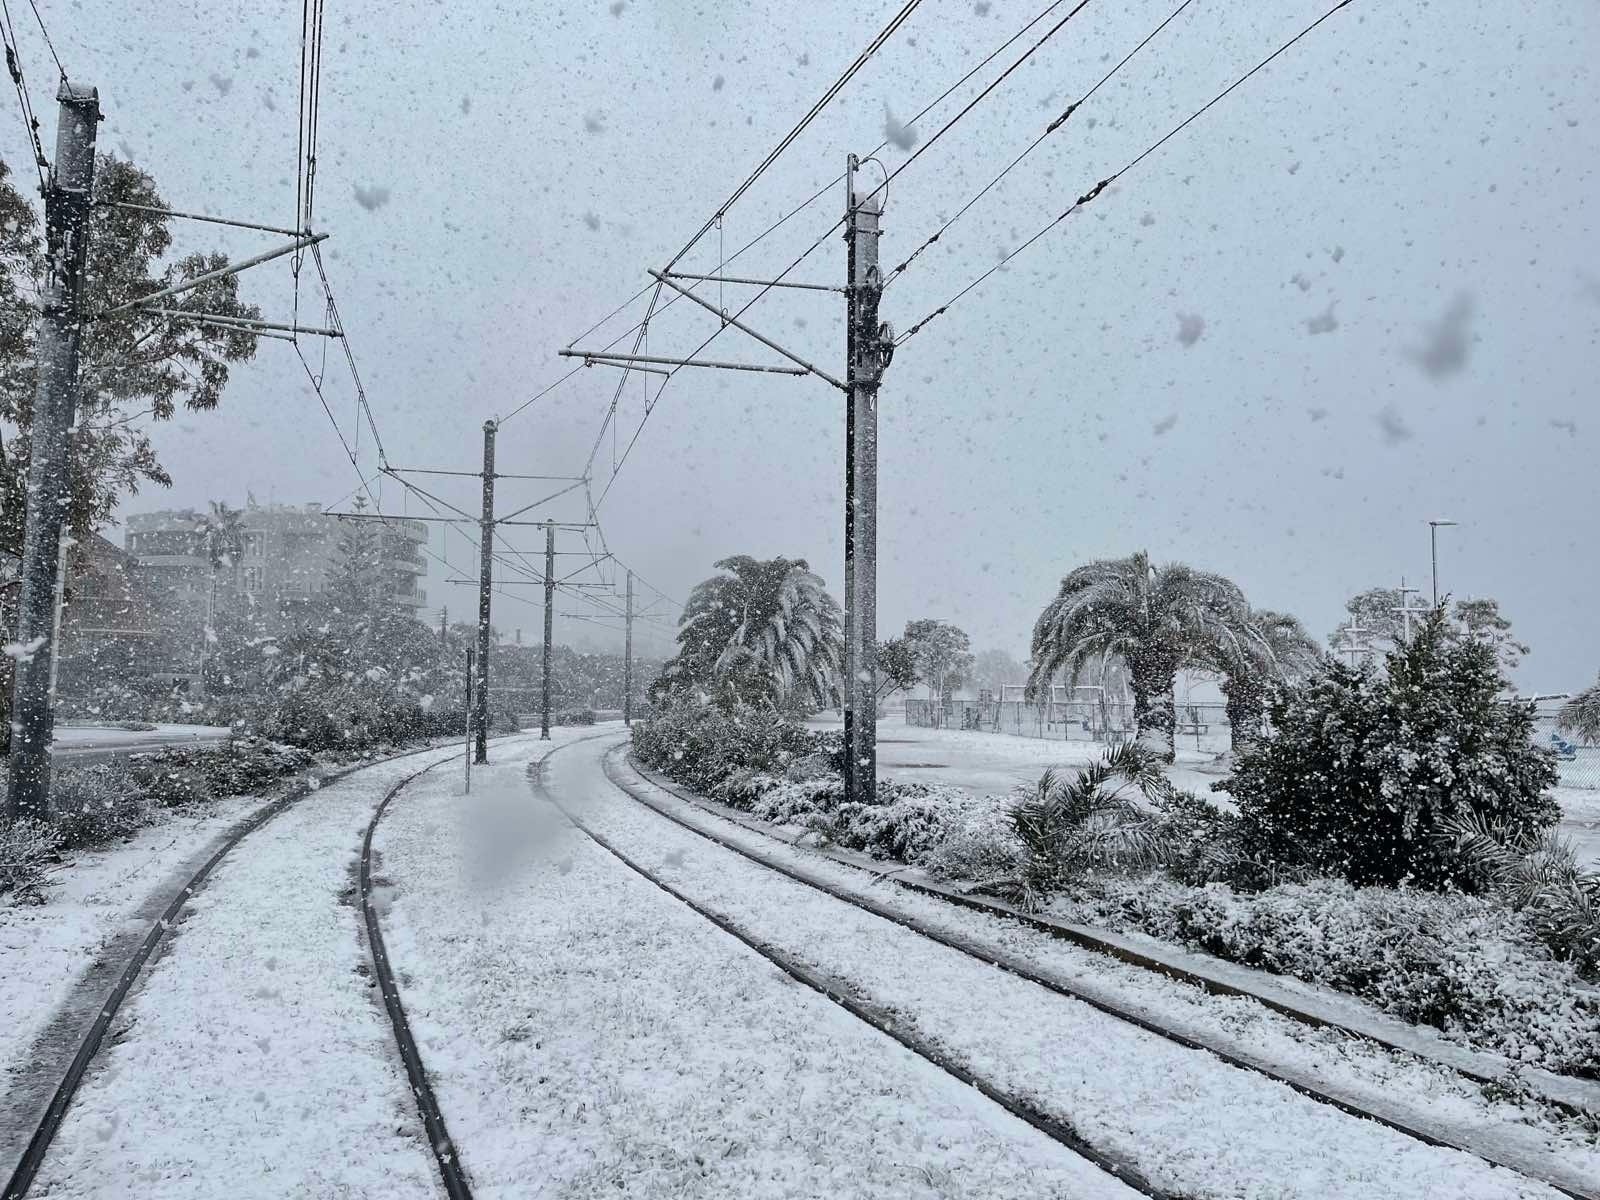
(242, 566, 264, 593)
(242, 532, 265, 558)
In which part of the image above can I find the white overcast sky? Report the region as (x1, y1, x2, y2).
(4, 0, 1596, 683)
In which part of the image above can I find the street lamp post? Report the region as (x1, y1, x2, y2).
(1428, 519, 1457, 609)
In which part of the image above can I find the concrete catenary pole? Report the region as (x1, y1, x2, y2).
(6, 84, 101, 821)
(623, 569, 634, 725)
(541, 519, 555, 740)
(842, 154, 890, 807)
(474, 420, 496, 763)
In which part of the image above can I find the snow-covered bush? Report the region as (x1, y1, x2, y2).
(631, 702, 836, 799)
(1223, 610, 1559, 890)
(51, 763, 152, 849)
(748, 776, 845, 824)
(0, 818, 59, 904)
(972, 745, 1178, 909)
(812, 782, 980, 864)
(1447, 817, 1600, 978)
(1060, 875, 1600, 1078)
(556, 708, 597, 726)
(127, 755, 216, 808)
(916, 798, 1025, 883)
(131, 739, 313, 800)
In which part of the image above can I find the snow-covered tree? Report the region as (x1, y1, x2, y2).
(651, 555, 842, 713)
(1226, 608, 1559, 889)
(1029, 552, 1249, 759)
(901, 618, 973, 702)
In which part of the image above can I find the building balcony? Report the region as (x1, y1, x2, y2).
(390, 588, 426, 609)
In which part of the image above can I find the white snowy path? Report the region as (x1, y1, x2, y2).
(27, 740, 497, 1200)
(374, 730, 1136, 1200)
(0, 794, 262, 1119)
(555, 736, 1564, 1200)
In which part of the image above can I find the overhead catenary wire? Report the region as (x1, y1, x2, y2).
(581, 0, 1109, 512)
(894, 0, 1361, 347)
(885, 0, 1199, 288)
(23, 0, 61, 79)
(1, 0, 49, 190)
(503, 0, 1082, 436)
(662, 0, 924, 272)
(865, 0, 1098, 207)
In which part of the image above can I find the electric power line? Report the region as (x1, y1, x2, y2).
(895, 0, 1360, 347)
(885, 0, 1198, 288)
(869, 0, 1096, 205)
(23, 0, 61, 79)
(663, 0, 924, 272)
(0, 0, 49, 190)
(504, 0, 1084, 436)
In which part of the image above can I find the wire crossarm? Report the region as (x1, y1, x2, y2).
(649, 269, 845, 390)
(559, 349, 807, 378)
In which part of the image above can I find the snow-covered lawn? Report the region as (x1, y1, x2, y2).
(374, 729, 1139, 1199)
(24, 740, 492, 1200)
(0, 791, 262, 1151)
(559, 736, 1580, 1199)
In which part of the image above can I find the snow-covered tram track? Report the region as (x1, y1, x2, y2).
(547, 739, 1595, 1200)
(532, 749, 1175, 1200)
(3, 739, 497, 1200)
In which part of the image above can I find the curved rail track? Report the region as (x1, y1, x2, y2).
(360, 763, 476, 1200)
(550, 738, 1597, 1200)
(2, 739, 486, 1200)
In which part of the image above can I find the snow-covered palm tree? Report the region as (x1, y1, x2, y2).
(1559, 677, 1600, 745)
(1028, 552, 1248, 759)
(655, 555, 843, 712)
(1200, 608, 1322, 749)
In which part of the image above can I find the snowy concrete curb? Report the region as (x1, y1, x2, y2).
(627, 755, 1600, 1117)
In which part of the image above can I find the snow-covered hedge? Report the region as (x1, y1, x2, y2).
(631, 703, 837, 798)
(1057, 875, 1600, 1079)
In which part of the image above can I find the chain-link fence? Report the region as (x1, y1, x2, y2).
(904, 698, 1600, 790)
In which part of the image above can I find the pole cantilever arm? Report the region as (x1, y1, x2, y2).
(99, 234, 328, 317)
(648, 269, 845, 390)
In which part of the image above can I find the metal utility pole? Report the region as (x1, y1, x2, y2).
(463, 646, 474, 794)
(541, 519, 555, 740)
(623, 570, 634, 725)
(841, 154, 892, 807)
(1392, 577, 1426, 643)
(47, 536, 74, 708)
(6, 84, 101, 821)
(474, 420, 496, 763)
(1428, 519, 1457, 609)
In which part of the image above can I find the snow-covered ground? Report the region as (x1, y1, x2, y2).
(834, 717, 1600, 866)
(373, 728, 1135, 1199)
(549, 734, 1575, 1200)
(24, 740, 492, 1200)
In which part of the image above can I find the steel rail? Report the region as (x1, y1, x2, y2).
(360, 763, 476, 1199)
